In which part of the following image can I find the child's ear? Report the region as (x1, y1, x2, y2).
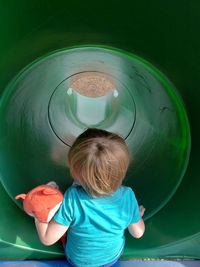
(42, 188, 57, 195)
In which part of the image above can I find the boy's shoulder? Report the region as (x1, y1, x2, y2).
(64, 183, 86, 198)
(119, 186, 137, 200)
(120, 185, 135, 194)
(63, 184, 136, 201)
(119, 186, 138, 209)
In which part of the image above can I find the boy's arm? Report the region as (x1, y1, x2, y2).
(35, 218, 68, 246)
(128, 205, 145, 238)
(128, 218, 145, 238)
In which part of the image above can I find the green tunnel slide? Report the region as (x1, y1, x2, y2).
(0, 0, 200, 260)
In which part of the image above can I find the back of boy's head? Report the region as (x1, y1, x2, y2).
(68, 128, 130, 196)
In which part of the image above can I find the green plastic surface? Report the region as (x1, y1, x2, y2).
(0, 0, 200, 260)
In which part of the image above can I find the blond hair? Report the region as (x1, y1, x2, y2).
(68, 128, 130, 196)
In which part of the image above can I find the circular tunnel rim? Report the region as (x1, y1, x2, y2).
(0, 45, 191, 221)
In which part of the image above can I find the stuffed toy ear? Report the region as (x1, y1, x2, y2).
(46, 181, 59, 189)
(15, 194, 26, 200)
(42, 188, 57, 195)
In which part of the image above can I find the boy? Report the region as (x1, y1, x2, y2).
(35, 128, 145, 267)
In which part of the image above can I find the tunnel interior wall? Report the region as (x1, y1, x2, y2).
(0, 0, 200, 259)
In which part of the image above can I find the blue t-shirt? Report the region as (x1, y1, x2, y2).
(54, 184, 140, 267)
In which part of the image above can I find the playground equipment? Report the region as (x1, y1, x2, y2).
(0, 0, 200, 261)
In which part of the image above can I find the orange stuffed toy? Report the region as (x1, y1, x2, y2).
(15, 182, 64, 222)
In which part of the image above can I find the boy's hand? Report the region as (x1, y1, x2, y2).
(139, 205, 145, 217)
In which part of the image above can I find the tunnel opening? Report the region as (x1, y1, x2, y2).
(0, 45, 190, 222)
